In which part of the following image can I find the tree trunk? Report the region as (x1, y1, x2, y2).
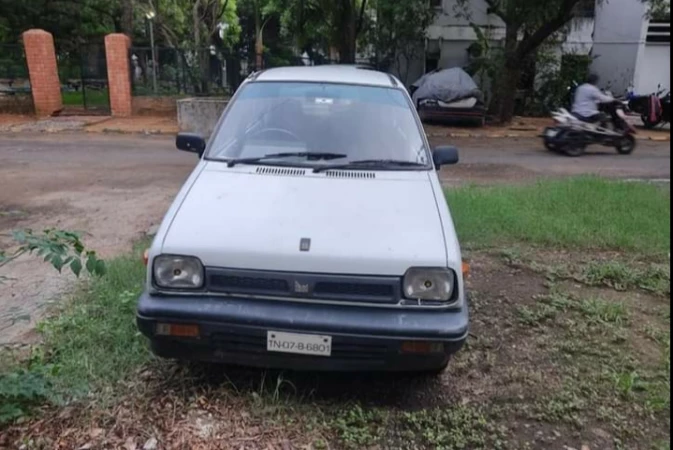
(492, 22, 522, 123)
(496, 62, 522, 123)
(337, 0, 357, 63)
(255, 3, 263, 70)
(121, 0, 133, 38)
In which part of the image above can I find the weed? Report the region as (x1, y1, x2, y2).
(516, 304, 558, 326)
(400, 407, 504, 450)
(531, 389, 586, 426)
(578, 298, 629, 325)
(581, 261, 670, 295)
(332, 404, 388, 448)
(0, 367, 51, 424)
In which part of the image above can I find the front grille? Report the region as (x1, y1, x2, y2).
(209, 274, 289, 295)
(205, 268, 401, 304)
(314, 281, 394, 298)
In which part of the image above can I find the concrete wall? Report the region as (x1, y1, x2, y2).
(177, 97, 229, 137)
(635, 43, 671, 94)
(590, 0, 649, 93)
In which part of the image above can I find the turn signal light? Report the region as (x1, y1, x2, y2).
(462, 261, 470, 277)
(143, 249, 149, 266)
(400, 341, 444, 354)
(155, 323, 200, 338)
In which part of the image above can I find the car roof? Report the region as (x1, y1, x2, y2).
(252, 65, 400, 88)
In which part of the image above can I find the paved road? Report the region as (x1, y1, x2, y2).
(429, 136, 670, 185)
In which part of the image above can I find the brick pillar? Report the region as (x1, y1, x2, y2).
(105, 33, 132, 117)
(22, 29, 62, 117)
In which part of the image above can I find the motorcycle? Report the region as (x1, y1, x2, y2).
(627, 84, 671, 129)
(541, 100, 637, 157)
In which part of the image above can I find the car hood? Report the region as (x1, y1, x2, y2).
(161, 164, 448, 275)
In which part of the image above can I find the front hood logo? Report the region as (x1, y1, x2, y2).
(299, 238, 311, 252)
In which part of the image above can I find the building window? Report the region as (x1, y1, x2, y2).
(430, 0, 442, 10)
(647, 21, 670, 43)
(574, 0, 595, 18)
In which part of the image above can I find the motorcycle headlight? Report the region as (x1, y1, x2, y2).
(403, 268, 456, 302)
(153, 255, 204, 289)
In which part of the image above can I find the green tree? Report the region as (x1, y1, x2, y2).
(268, 0, 368, 63)
(367, 0, 436, 84)
(457, 0, 665, 123)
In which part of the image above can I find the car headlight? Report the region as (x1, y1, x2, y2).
(403, 268, 455, 302)
(153, 255, 204, 289)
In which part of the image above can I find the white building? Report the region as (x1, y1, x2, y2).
(403, 0, 670, 96)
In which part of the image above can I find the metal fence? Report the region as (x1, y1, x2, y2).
(0, 44, 31, 93)
(129, 46, 381, 96)
(55, 43, 110, 113)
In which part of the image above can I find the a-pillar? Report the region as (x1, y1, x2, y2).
(22, 29, 62, 117)
(105, 33, 132, 117)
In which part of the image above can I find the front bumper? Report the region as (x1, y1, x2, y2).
(137, 292, 469, 372)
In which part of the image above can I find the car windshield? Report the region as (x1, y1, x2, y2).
(207, 81, 429, 168)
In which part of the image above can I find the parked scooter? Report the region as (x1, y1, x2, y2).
(542, 100, 637, 157)
(627, 84, 671, 129)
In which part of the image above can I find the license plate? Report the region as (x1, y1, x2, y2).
(545, 129, 558, 137)
(267, 331, 332, 357)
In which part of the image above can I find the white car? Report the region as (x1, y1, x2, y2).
(137, 65, 468, 373)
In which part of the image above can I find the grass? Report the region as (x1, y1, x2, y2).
(446, 176, 670, 255)
(37, 243, 150, 395)
(61, 90, 110, 107)
(0, 243, 151, 423)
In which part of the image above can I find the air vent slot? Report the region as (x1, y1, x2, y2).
(323, 170, 376, 179)
(255, 167, 306, 177)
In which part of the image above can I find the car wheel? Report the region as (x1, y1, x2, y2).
(615, 135, 636, 155)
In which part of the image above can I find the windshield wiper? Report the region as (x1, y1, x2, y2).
(227, 152, 348, 168)
(313, 159, 427, 173)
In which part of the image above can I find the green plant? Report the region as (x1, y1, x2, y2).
(0, 367, 51, 424)
(332, 405, 388, 448)
(1, 229, 106, 283)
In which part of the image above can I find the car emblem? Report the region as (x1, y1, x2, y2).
(294, 280, 310, 294)
(299, 238, 311, 252)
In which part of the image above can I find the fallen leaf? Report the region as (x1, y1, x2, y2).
(125, 437, 137, 450)
(89, 428, 104, 439)
(143, 437, 158, 450)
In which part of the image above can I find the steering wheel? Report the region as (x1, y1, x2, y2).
(247, 127, 302, 143)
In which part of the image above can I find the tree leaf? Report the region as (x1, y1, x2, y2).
(70, 258, 83, 277)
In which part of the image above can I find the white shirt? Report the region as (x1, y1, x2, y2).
(572, 83, 614, 117)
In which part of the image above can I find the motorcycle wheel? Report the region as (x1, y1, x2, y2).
(542, 127, 562, 152)
(615, 135, 636, 155)
(560, 130, 587, 157)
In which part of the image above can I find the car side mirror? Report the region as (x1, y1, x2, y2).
(176, 133, 206, 156)
(432, 146, 459, 169)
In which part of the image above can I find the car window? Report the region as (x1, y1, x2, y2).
(207, 82, 429, 166)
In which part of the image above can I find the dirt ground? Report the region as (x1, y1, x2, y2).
(0, 133, 670, 345)
(4, 250, 669, 449)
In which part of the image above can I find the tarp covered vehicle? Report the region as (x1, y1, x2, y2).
(410, 68, 486, 127)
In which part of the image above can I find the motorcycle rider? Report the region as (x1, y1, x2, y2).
(572, 73, 614, 126)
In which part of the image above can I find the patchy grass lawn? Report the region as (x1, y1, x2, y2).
(446, 176, 670, 255)
(1, 178, 670, 449)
